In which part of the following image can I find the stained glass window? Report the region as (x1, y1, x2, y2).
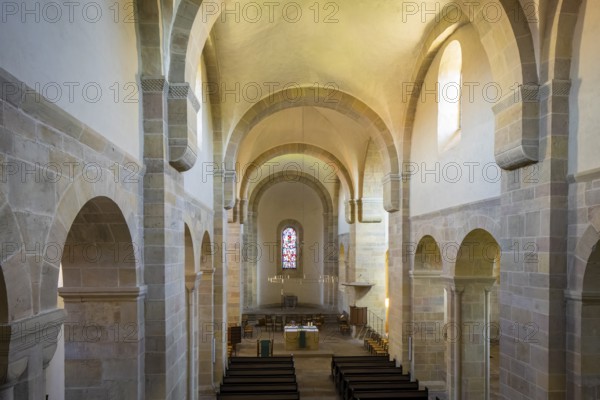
(282, 227, 297, 269)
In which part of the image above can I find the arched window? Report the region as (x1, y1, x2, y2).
(282, 227, 298, 269)
(438, 40, 462, 152)
(277, 219, 303, 273)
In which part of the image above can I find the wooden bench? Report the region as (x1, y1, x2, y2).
(222, 376, 296, 385)
(340, 374, 413, 397)
(219, 355, 299, 400)
(225, 368, 295, 377)
(217, 393, 300, 400)
(219, 383, 298, 393)
(331, 356, 395, 376)
(332, 361, 397, 382)
(353, 388, 429, 399)
(229, 356, 293, 364)
(346, 381, 420, 400)
(336, 366, 405, 387)
(227, 363, 294, 370)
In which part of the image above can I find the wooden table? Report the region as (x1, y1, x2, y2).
(284, 326, 319, 350)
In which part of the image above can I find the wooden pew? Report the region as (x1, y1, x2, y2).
(353, 388, 429, 399)
(217, 393, 300, 400)
(225, 368, 295, 377)
(219, 383, 298, 393)
(331, 356, 396, 377)
(227, 362, 294, 370)
(222, 376, 296, 385)
(332, 360, 397, 381)
(229, 356, 293, 364)
(336, 366, 405, 387)
(340, 374, 413, 397)
(346, 381, 420, 400)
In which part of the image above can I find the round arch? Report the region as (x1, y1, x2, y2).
(226, 87, 400, 212)
(41, 174, 141, 313)
(414, 235, 443, 271)
(239, 143, 355, 203)
(248, 171, 334, 216)
(401, 0, 539, 170)
(455, 228, 501, 277)
(243, 170, 336, 309)
(0, 190, 30, 322)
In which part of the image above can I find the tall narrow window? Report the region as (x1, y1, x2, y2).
(438, 40, 462, 152)
(282, 227, 298, 269)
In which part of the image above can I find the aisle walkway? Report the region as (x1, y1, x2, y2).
(235, 323, 370, 400)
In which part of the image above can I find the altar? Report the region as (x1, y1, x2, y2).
(283, 326, 319, 350)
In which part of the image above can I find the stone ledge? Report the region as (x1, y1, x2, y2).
(564, 290, 600, 302)
(58, 286, 147, 302)
(409, 270, 443, 279)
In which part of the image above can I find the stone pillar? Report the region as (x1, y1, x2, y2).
(197, 269, 214, 395)
(496, 79, 570, 398)
(141, 77, 188, 400)
(185, 273, 201, 400)
(449, 278, 496, 400)
(350, 209, 387, 322)
(212, 169, 229, 386)
(409, 271, 446, 392)
(227, 222, 242, 324)
(449, 285, 463, 400)
(59, 287, 146, 400)
(0, 309, 65, 400)
(243, 211, 258, 309)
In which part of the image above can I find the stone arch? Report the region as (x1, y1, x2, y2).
(451, 228, 501, 399)
(455, 216, 502, 258)
(243, 171, 335, 308)
(0, 190, 31, 322)
(455, 228, 501, 277)
(135, 0, 163, 76)
(41, 173, 141, 313)
(566, 224, 600, 398)
(226, 87, 400, 212)
(542, 0, 584, 82)
(183, 222, 199, 399)
(403, 0, 539, 172)
(185, 223, 197, 274)
(200, 231, 213, 271)
(167, 0, 213, 83)
(414, 235, 443, 271)
(0, 268, 7, 324)
(249, 171, 334, 215)
(58, 195, 144, 399)
(570, 224, 600, 294)
(411, 234, 446, 388)
(239, 143, 355, 204)
(60, 196, 137, 289)
(197, 230, 214, 393)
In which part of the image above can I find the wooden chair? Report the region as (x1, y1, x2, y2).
(265, 315, 274, 332)
(274, 315, 284, 331)
(243, 321, 253, 338)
